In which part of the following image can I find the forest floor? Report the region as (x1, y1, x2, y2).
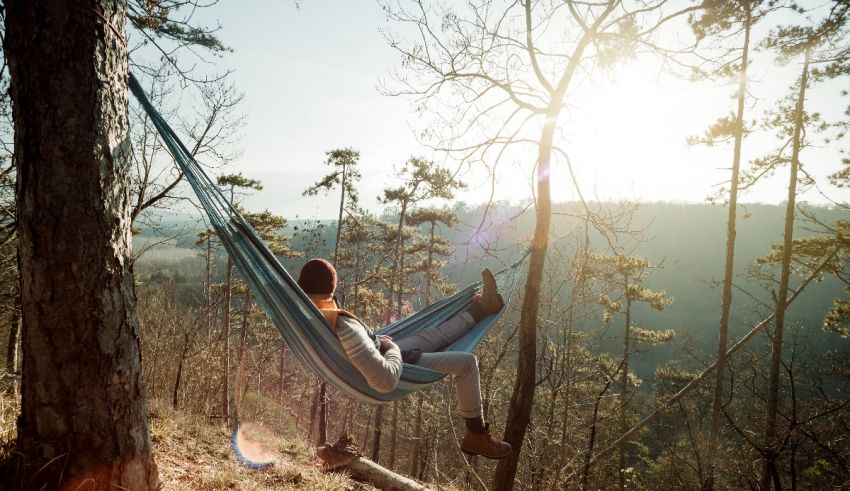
(0, 392, 376, 490)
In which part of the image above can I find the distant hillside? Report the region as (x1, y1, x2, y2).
(440, 202, 848, 379)
(133, 202, 850, 381)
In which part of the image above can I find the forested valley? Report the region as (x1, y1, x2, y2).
(0, 0, 849, 490)
(6, 197, 848, 489)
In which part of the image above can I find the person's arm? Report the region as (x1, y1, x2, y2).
(336, 316, 402, 393)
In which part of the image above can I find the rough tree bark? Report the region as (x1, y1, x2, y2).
(492, 113, 555, 490)
(5, 0, 159, 488)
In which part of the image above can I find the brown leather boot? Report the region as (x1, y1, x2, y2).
(468, 293, 504, 322)
(482, 268, 498, 295)
(468, 269, 504, 322)
(461, 424, 512, 459)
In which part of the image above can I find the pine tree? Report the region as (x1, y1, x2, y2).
(5, 1, 158, 487)
(586, 253, 674, 489)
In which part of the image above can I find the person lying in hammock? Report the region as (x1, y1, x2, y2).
(297, 258, 513, 460)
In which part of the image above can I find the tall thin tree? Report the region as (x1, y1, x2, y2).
(303, 147, 361, 445)
(687, 1, 770, 486)
(382, 2, 698, 485)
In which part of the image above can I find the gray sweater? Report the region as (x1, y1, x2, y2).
(336, 316, 402, 393)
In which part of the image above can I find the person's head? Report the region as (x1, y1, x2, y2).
(297, 258, 337, 298)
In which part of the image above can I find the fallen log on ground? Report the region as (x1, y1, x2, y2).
(317, 434, 432, 491)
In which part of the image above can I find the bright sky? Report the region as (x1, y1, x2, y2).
(162, 1, 850, 220)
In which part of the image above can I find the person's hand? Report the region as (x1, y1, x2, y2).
(377, 334, 397, 351)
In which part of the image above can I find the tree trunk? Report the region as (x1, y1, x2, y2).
(172, 333, 190, 409)
(318, 436, 431, 491)
(409, 393, 424, 477)
(426, 222, 435, 302)
(204, 237, 213, 332)
(492, 114, 555, 491)
(308, 381, 320, 441)
(362, 405, 374, 451)
(389, 400, 398, 468)
(5, 1, 159, 488)
(319, 162, 347, 445)
(490, 12, 599, 484)
(233, 293, 251, 428)
(760, 46, 810, 491)
(222, 258, 233, 421)
(5, 293, 20, 376)
(403, 224, 433, 477)
(705, 9, 751, 489)
(343, 398, 358, 435)
(391, 199, 410, 320)
(372, 404, 384, 463)
(278, 343, 286, 405)
(354, 242, 362, 312)
(550, 320, 574, 491)
(318, 381, 328, 445)
(619, 293, 632, 490)
(333, 162, 346, 264)
(582, 380, 612, 490)
(551, 230, 589, 491)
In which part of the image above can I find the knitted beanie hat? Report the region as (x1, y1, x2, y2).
(297, 258, 337, 295)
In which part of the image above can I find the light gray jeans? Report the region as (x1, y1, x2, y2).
(395, 312, 482, 419)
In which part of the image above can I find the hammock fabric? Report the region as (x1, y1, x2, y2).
(128, 73, 528, 404)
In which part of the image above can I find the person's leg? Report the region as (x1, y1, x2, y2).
(395, 312, 476, 353)
(395, 269, 505, 353)
(416, 351, 512, 459)
(415, 352, 482, 418)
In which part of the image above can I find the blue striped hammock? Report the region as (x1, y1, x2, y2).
(128, 73, 528, 404)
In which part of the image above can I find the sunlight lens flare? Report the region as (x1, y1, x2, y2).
(231, 422, 275, 469)
(467, 228, 491, 248)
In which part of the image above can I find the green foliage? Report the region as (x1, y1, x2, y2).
(242, 209, 301, 258)
(407, 207, 458, 229)
(128, 0, 230, 54)
(587, 253, 673, 321)
(302, 148, 362, 208)
(217, 173, 263, 193)
(802, 458, 846, 488)
(689, 0, 741, 40)
(626, 284, 673, 311)
(687, 112, 755, 147)
(596, 16, 638, 68)
(823, 289, 850, 336)
(654, 362, 698, 389)
(380, 157, 465, 206)
(407, 207, 459, 300)
(738, 87, 826, 192)
(756, 218, 850, 336)
(631, 326, 675, 344)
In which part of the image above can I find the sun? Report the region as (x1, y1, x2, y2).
(455, 60, 734, 208)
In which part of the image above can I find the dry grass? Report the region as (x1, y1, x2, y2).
(0, 387, 19, 462)
(0, 393, 376, 490)
(149, 399, 377, 490)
